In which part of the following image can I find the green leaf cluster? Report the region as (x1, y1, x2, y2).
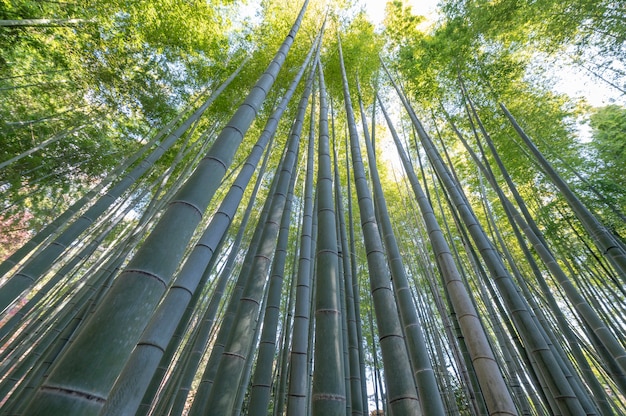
(0, 0, 242, 228)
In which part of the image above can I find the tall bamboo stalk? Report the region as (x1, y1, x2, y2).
(377, 92, 518, 416)
(21, 3, 309, 413)
(339, 44, 420, 415)
(286, 75, 318, 416)
(202, 75, 310, 416)
(332, 127, 364, 415)
(237, 162, 299, 415)
(500, 103, 626, 283)
(360, 86, 445, 415)
(246, 56, 316, 416)
(188, 159, 283, 416)
(310, 58, 347, 415)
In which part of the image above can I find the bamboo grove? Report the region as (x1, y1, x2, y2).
(1, 0, 626, 415)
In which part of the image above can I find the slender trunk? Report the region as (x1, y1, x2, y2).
(161, 117, 279, 416)
(0, 18, 95, 27)
(378, 92, 517, 416)
(500, 103, 626, 283)
(345, 119, 370, 415)
(340, 45, 420, 415)
(417, 164, 490, 416)
(306, 193, 318, 416)
(311, 58, 346, 415)
(0, 126, 85, 170)
(362, 87, 445, 415)
(273, 245, 300, 416)
(286, 77, 318, 416)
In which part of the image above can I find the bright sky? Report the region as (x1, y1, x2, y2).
(362, 0, 623, 109)
(362, 0, 440, 27)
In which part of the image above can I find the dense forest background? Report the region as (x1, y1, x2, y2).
(0, 0, 625, 414)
